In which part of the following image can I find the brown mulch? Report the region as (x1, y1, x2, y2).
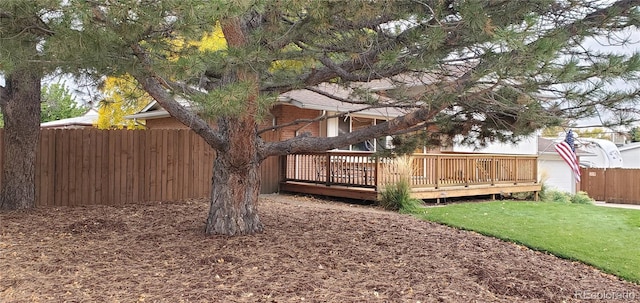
(1, 194, 638, 303)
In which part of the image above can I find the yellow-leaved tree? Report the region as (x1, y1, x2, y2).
(96, 75, 150, 129)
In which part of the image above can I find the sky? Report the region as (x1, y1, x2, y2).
(574, 28, 640, 129)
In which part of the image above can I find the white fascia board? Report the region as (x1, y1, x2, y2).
(125, 110, 171, 120)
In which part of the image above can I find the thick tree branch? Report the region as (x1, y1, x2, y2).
(130, 44, 227, 150)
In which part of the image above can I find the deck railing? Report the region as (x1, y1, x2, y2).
(282, 152, 538, 189)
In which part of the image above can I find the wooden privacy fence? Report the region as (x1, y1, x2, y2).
(580, 168, 640, 205)
(0, 129, 280, 207)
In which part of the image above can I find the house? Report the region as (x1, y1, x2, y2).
(126, 83, 541, 201)
(40, 108, 100, 129)
(537, 137, 589, 195)
(618, 142, 640, 168)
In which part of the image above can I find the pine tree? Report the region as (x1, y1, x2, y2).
(2, 1, 639, 235)
(92, 0, 640, 235)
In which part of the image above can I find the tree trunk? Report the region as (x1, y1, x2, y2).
(0, 69, 41, 210)
(205, 115, 263, 235)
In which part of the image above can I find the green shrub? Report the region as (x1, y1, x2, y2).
(538, 182, 548, 201)
(378, 179, 423, 213)
(571, 191, 594, 205)
(542, 190, 572, 203)
(540, 189, 594, 204)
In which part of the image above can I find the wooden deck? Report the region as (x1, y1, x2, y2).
(280, 152, 541, 201)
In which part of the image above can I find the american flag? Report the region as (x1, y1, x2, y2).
(554, 130, 581, 183)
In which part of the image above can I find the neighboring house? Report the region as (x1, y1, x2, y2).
(448, 136, 538, 155)
(449, 135, 586, 194)
(537, 137, 593, 195)
(618, 142, 640, 168)
(40, 108, 100, 129)
(123, 100, 188, 129)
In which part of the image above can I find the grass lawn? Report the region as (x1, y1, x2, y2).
(416, 201, 640, 283)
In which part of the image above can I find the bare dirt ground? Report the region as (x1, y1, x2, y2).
(1, 193, 639, 303)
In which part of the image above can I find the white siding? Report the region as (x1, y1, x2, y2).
(538, 154, 577, 194)
(453, 136, 538, 155)
(620, 149, 640, 168)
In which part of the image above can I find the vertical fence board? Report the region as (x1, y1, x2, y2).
(173, 130, 181, 201)
(192, 132, 201, 197)
(100, 130, 111, 205)
(201, 135, 209, 197)
(178, 130, 187, 200)
(81, 129, 91, 205)
(46, 130, 56, 206)
(117, 131, 126, 204)
(91, 130, 104, 204)
(108, 131, 116, 205)
(158, 130, 167, 200)
(133, 132, 146, 202)
(143, 130, 152, 202)
(61, 130, 71, 206)
(70, 130, 79, 206)
(192, 131, 200, 198)
(149, 130, 158, 201)
(40, 130, 50, 207)
(86, 129, 96, 205)
(37, 130, 47, 207)
(125, 131, 134, 204)
(166, 130, 175, 201)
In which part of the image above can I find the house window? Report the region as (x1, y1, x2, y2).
(336, 116, 386, 151)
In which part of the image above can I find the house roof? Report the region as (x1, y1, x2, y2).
(538, 137, 591, 156)
(40, 109, 99, 128)
(126, 81, 419, 120)
(618, 142, 640, 152)
(124, 96, 192, 120)
(538, 137, 557, 155)
(278, 83, 412, 119)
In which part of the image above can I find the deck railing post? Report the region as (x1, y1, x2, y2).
(325, 152, 331, 186)
(374, 156, 380, 191)
(280, 155, 287, 181)
(532, 157, 538, 183)
(465, 156, 470, 187)
(435, 155, 440, 189)
(513, 157, 518, 184)
(491, 156, 496, 185)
